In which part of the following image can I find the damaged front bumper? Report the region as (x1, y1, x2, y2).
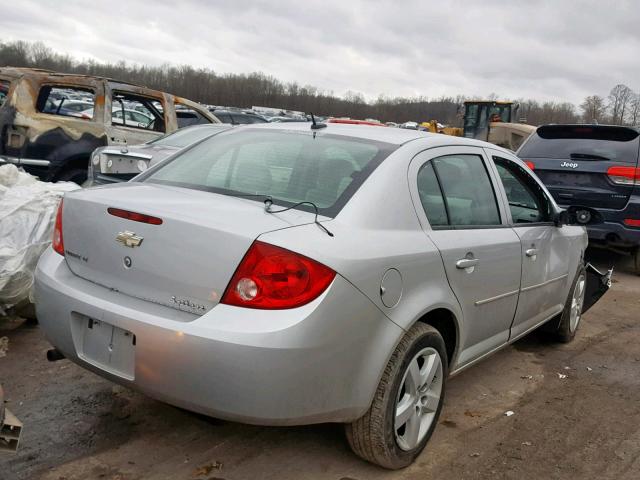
(583, 263, 613, 314)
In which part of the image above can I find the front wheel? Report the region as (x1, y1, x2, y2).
(345, 324, 448, 469)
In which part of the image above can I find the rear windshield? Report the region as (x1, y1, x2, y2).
(148, 125, 227, 148)
(519, 125, 640, 163)
(141, 129, 396, 217)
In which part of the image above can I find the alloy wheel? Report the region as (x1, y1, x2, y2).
(569, 273, 586, 333)
(394, 347, 443, 451)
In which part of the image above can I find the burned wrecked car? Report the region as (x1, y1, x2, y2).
(0, 68, 219, 184)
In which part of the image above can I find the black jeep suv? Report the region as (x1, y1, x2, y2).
(518, 124, 640, 271)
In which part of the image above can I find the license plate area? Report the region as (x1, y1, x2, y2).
(101, 155, 140, 174)
(75, 315, 136, 380)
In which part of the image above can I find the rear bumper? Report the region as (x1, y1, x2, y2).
(585, 200, 640, 248)
(35, 249, 402, 425)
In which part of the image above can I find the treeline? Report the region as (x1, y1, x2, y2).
(0, 40, 635, 127)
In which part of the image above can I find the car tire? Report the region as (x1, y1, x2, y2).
(552, 265, 587, 343)
(345, 323, 448, 469)
(56, 168, 87, 185)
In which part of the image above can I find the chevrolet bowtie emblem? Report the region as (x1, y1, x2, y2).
(116, 231, 143, 248)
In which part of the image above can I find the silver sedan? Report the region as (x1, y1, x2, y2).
(36, 123, 603, 469)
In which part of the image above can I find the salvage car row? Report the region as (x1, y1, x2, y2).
(0, 68, 310, 185)
(0, 67, 633, 469)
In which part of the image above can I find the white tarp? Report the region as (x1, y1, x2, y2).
(0, 165, 79, 312)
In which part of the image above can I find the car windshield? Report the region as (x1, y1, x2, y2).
(148, 125, 226, 148)
(519, 125, 640, 163)
(141, 129, 396, 217)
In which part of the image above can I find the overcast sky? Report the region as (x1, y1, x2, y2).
(1, 1, 637, 104)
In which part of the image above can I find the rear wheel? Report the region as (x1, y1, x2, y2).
(553, 266, 587, 343)
(345, 324, 447, 469)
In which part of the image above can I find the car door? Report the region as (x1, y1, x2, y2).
(487, 150, 571, 340)
(104, 84, 166, 146)
(410, 146, 522, 367)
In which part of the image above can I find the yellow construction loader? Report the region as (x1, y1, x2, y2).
(422, 100, 536, 151)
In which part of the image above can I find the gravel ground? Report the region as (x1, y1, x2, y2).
(0, 249, 639, 480)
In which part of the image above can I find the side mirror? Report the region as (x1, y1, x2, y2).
(554, 206, 604, 227)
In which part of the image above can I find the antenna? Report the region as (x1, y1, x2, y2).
(310, 112, 327, 130)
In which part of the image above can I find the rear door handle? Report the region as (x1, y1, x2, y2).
(456, 258, 479, 269)
(525, 248, 538, 257)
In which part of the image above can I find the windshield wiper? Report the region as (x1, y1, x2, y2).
(570, 153, 611, 161)
(264, 199, 334, 237)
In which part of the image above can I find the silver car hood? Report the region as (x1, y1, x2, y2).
(62, 183, 315, 315)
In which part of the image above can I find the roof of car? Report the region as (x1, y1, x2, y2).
(536, 123, 639, 133)
(243, 121, 503, 148)
(0, 67, 145, 88)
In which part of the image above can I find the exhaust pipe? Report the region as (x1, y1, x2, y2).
(46, 348, 65, 362)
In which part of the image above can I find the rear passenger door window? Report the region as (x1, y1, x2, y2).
(111, 92, 165, 132)
(417, 154, 501, 228)
(36, 86, 95, 120)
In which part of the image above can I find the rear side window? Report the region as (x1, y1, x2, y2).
(417, 154, 501, 227)
(111, 91, 165, 132)
(0, 80, 10, 107)
(417, 162, 448, 227)
(142, 129, 396, 217)
(519, 125, 640, 163)
(36, 86, 95, 120)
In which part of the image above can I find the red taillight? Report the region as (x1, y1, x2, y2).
(624, 218, 640, 227)
(607, 166, 640, 185)
(107, 207, 163, 225)
(53, 199, 64, 256)
(524, 161, 535, 170)
(221, 241, 336, 309)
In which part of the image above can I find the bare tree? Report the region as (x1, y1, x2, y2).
(608, 84, 633, 125)
(628, 92, 640, 126)
(0, 38, 585, 126)
(580, 95, 607, 123)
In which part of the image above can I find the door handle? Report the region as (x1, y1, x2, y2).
(456, 258, 479, 269)
(525, 248, 538, 257)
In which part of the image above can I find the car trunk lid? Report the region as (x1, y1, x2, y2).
(519, 125, 640, 209)
(61, 183, 313, 316)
